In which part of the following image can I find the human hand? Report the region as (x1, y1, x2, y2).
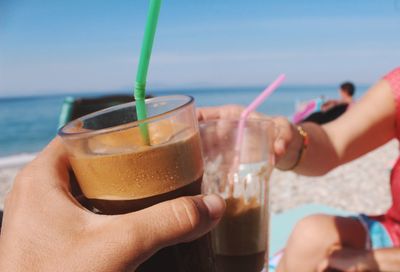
(317, 248, 379, 272)
(197, 104, 264, 121)
(0, 138, 225, 272)
(197, 105, 301, 169)
(272, 116, 305, 170)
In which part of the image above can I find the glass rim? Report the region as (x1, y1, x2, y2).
(58, 95, 194, 140)
(199, 117, 275, 128)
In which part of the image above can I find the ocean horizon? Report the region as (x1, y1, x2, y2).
(0, 84, 370, 161)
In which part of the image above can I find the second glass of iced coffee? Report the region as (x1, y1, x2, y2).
(201, 118, 275, 272)
(59, 95, 214, 272)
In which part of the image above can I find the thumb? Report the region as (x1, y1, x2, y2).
(113, 194, 225, 259)
(272, 117, 294, 157)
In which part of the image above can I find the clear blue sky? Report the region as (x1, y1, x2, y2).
(1, 0, 399, 96)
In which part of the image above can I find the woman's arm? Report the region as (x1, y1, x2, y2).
(197, 78, 397, 176)
(276, 79, 397, 176)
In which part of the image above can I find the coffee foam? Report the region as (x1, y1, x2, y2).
(83, 119, 188, 155)
(69, 124, 203, 200)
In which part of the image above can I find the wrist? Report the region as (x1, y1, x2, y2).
(276, 125, 308, 171)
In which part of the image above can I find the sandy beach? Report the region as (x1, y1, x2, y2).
(0, 140, 398, 214)
(271, 140, 398, 215)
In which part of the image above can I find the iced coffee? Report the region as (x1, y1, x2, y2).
(69, 123, 203, 214)
(201, 119, 275, 272)
(59, 95, 214, 272)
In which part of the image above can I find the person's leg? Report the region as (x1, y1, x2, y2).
(276, 214, 367, 272)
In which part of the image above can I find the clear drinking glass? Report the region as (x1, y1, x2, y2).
(59, 95, 214, 272)
(200, 118, 275, 272)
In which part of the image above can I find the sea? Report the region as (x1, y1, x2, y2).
(0, 85, 368, 165)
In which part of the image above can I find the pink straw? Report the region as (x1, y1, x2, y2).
(228, 74, 285, 196)
(234, 74, 286, 163)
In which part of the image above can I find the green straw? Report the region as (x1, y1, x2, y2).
(134, 0, 162, 145)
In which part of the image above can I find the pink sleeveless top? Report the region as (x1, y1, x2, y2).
(372, 67, 400, 245)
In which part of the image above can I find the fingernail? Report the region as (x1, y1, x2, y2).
(202, 194, 226, 220)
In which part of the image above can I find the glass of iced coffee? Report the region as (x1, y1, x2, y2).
(59, 95, 214, 272)
(201, 118, 275, 272)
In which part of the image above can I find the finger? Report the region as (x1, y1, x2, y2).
(197, 106, 220, 121)
(7, 137, 86, 215)
(197, 105, 244, 122)
(272, 117, 295, 156)
(20, 137, 71, 190)
(113, 194, 225, 259)
(273, 126, 286, 156)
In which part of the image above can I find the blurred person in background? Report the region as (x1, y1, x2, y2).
(302, 81, 356, 124)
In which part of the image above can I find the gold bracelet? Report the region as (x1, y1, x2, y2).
(279, 126, 309, 171)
